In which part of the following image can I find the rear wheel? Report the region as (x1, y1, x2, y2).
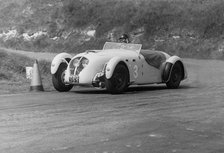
(105, 64, 129, 94)
(52, 63, 73, 92)
(166, 62, 182, 89)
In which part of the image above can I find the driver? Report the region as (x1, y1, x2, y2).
(118, 34, 130, 43)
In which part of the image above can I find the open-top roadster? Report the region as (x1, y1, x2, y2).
(51, 42, 187, 94)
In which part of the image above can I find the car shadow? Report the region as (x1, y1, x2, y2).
(72, 84, 193, 95)
(125, 84, 193, 94)
(71, 87, 108, 94)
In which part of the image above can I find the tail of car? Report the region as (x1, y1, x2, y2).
(162, 55, 187, 83)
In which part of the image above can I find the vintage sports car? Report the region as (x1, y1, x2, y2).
(51, 42, 187, 94)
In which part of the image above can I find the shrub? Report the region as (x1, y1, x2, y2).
(2, 0, 224, 59)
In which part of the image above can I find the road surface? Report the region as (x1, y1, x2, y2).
(1, 58, 224, 153)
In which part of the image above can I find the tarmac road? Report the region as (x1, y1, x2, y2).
(1, 58, 224, 153)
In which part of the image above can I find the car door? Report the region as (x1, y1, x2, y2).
(134, 56, 162, 84)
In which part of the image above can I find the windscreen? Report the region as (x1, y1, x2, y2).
(103, 42, 142, 54)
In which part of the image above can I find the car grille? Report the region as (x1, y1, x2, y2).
(69, 57, 89, 75)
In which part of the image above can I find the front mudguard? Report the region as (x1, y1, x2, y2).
(105, 57, 125, 79)
(51, 52, 72, 74)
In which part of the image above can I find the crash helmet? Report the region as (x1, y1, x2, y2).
(119, 34, 130, 43)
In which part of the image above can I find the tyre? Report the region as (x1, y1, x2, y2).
(52, 63, 73, 92)
(105, 64, 129, 94)
(166, 62, 183, 89)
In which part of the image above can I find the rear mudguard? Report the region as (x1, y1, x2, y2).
(162, 62, 173, 82)
(162, 56, 187, 82)
(51, 52, 72, 74)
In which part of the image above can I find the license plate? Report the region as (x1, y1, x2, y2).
(69, 75, 79, 83)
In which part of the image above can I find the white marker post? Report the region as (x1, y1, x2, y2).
(26, 67, 33, 79)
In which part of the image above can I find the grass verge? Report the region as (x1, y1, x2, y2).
(0, 49, 53, 94)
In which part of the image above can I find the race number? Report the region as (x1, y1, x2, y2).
(133, 65, 138, 78)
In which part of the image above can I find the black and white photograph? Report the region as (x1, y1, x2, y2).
(0, 0, 224, 152)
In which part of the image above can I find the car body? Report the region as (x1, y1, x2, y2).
(51, 42, 187, 94)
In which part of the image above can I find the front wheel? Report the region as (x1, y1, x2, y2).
(105, 64, 129, 94)
(52, 63, 73, 92)
(166, 62, 183, 89)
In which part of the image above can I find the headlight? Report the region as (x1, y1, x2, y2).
(73, 58, 80, 67)
(81, 58, 89, 68)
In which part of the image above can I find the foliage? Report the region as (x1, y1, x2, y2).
(1, 0, 224, 59)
